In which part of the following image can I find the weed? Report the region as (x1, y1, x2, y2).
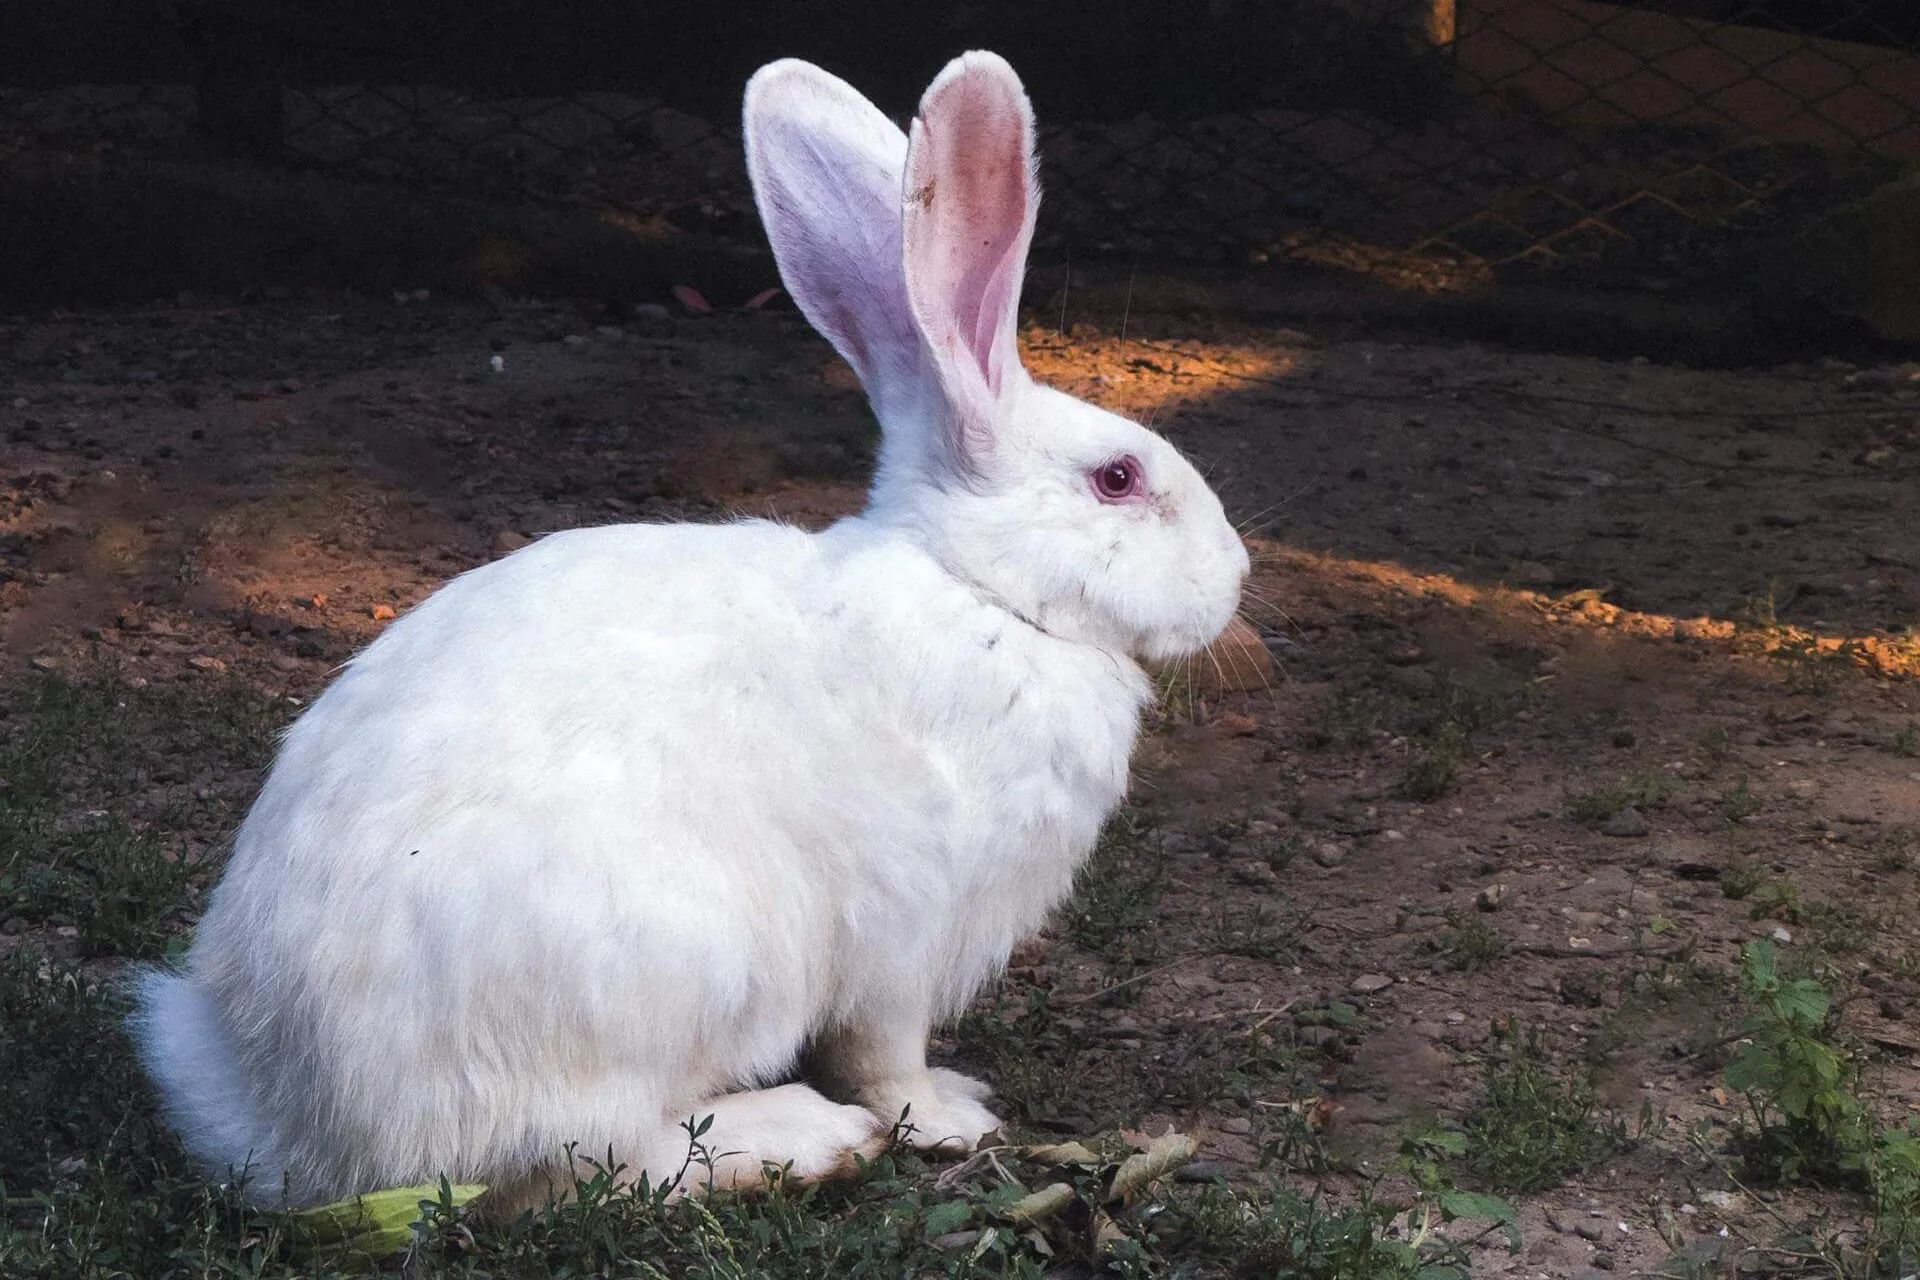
(1206, 898, 1309, 963)
(1866, 826, 1917, 875)
(1892, 722, 1920, 759)
(1435, 909, 1504, 972)
(1565, 769, 1678, 825)
(1461, 1023, 1627, 1194)
(1717, 776, 1764, 823)
(1721, 854, 1764, 901)
(1158, 1179, 1498, 1280)
(1402, 723, 1466, 802)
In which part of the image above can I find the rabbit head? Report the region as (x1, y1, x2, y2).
(746, 52, 1247, 664)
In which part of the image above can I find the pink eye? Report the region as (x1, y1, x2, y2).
(1090, 455, 1143, 503)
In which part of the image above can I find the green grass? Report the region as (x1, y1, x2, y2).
(0, 946, 1499, 1280)
(0, 668, 284, 958)
(0, 673, 1522, 1277)
(1060, 806, 1164, 958)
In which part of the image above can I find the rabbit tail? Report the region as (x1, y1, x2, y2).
(130, 970, 292, 1198)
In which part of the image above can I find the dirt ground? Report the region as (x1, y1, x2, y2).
(4, 289, 1920, 1276)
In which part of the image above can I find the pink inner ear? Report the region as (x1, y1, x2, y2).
(904, 61, 1038, 407)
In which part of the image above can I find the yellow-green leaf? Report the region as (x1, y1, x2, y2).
(1024, 1141, 1103, 1167)
(286, 1182, 487, 1260)
(1005, 1181, 1076, 1225)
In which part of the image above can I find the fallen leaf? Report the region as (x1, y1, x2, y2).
(1005, 1182, 1075, 1225)
(1108, 1131, 1197, 1203)
(672, 285, 714, 314)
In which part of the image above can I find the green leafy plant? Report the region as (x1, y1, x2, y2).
(1726, 939, 1869, 1184)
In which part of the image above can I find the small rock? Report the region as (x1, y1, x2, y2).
(1575, 1221, 1607, 1242)
(187, 654, 227, 673)
(1217, 1116, 1253, 1136)
(1475, 883, 1508, 911)
(370, 604, 397, 621)
(1700, 1190, 1739, 1210)
(1445, 1010, 1466, 1025)
(1312, 842, 1347, 868)
(30, 654, 59, 671)
(561, 333, 588, 346)
(632, 302, 671, 321)
(1174, 1159, 1229, 1183)
(297, 592, 328, 610)
(1590, 1249, 1615, 1270)
(931, 1229, 982, 1251)
(1513, 560, 1556, 588)
(1350, 974, 1393, 995)
(492, 530, 532, 558)
(1602, 806, 1651, 838)
(1770, 924, 1792, 944)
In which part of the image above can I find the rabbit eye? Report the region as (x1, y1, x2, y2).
(1090, 455, 1143, 503)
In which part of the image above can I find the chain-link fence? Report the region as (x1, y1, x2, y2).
(1, 1, 1914, 343)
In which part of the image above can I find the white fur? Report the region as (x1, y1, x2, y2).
(131, 51, 1248, 1208)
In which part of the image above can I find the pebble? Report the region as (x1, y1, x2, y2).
(1350, 974, 1393, 994)
(1575, 1221, 1607, 1241)
(1700, 1190, 1739, 1210)
(562, 333, 588, 346)
(187, 655, 227, 673)
(30, 654, 59, 671)
(1445, 1010, 1466, 1025)
(1217, 1116, 1253, 1135)
(1212, 710, 1259, 737)
(1475, 883, 1508, 911)
(1312, 842, 1347, 868)
(1602, 806, 1651, 837)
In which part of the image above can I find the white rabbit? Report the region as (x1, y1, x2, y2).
(130, 50, 1248, 1213)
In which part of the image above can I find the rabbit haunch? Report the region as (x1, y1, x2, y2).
(131, 50, 1248, 1210)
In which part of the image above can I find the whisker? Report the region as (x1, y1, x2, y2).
(1058, 248, 1072, 336)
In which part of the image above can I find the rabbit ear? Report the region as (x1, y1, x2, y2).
(744, 60, 925, 418)
(903, 52, 1041, 474)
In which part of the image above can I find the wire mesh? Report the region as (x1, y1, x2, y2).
(0, 1, 1913, 316)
